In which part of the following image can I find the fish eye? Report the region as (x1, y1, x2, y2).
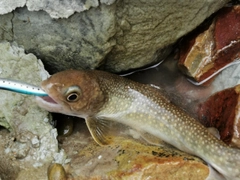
(65, 86, 81, 102)
(67, 93, 79, 102)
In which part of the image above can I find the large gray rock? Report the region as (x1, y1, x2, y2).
(0, 0, 229, 73)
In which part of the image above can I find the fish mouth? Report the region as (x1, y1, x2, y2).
(36, 95, 79, 117)
(40, 96, 57, 104)
(35, 95, 63, 113)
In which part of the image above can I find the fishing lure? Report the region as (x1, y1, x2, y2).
(0, 78, 48, 96)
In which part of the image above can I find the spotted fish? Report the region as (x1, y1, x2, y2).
(36, 69, 240, 180)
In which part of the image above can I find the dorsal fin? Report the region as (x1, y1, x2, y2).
(85, 117, 113, 145)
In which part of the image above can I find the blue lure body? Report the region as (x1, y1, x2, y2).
(0, 78, 48, 96)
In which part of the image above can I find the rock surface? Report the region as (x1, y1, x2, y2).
(0, 41, 64, 179)
(178, 5, 240, 84)
(0, 0, 116, 19)
(59, 121, 209, 180)
(198, 84, 240, 147)
(0, 0, 229, 73)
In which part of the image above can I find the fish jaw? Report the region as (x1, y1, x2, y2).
(35, 96, 65, 114)
(35, 95, 83, 117)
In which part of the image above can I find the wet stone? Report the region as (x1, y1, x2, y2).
(178, 5, 240, 84)
(198, 84, 240, 147)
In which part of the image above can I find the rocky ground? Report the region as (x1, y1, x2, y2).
(1, 1, 240, 180)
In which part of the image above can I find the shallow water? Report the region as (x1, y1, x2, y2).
(126, 55, 240, 119)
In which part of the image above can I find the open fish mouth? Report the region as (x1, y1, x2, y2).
(35, 95, 79, 117)
(35, 95, 64, 113)
(39, 96, 57, 104)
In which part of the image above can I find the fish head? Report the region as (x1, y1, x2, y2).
(36, 70, 106, 118)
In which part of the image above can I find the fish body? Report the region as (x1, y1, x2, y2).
(0, 78, 47, 96)
(36, 70, 240, 180)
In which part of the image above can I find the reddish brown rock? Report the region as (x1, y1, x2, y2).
(178, 6, 240, 84)
(107, 139, 209, 180)
(198, 84, 240, 147)
(61, 127, 209, 180)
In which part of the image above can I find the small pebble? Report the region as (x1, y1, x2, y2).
(31, 136, 40, 148)
(47, 163, 67, 180)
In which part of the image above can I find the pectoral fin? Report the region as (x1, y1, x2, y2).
(85, 117, 113, 146)
(207, 127, 220, 139)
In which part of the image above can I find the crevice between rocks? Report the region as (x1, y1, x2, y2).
(10, 12, 15, 41)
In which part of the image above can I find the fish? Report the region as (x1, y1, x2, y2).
(35, 69, 240, 180)
(0, 78, 47, 96)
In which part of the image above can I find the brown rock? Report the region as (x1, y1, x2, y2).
(178, 6, 240, 84)
(198, 84, 240, 147)
(108, 139, 209, 180)
(61, 125, 210, 180)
